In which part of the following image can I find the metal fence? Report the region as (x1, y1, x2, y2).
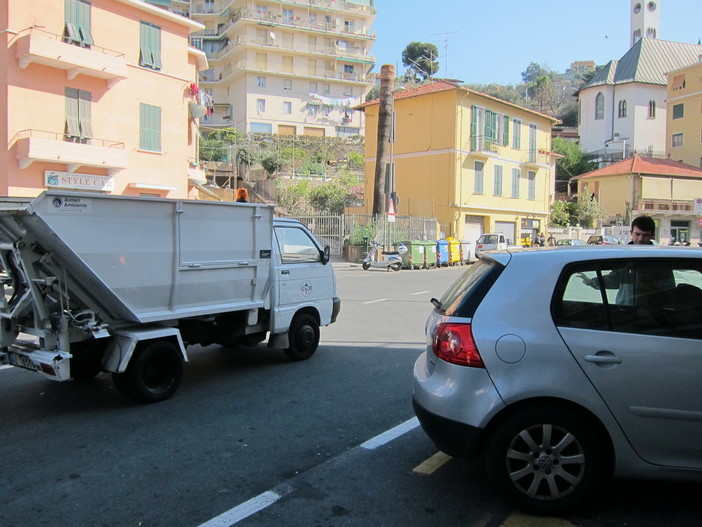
(288, 213, 438, 255)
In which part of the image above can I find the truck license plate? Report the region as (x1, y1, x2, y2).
(8, 352, 38, 371)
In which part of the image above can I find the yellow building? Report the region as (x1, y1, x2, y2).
(667, 61, 702, 168)
(2, 0, 207, 198)
(357, 80, 559, 245)
(573, 155, 702, 244)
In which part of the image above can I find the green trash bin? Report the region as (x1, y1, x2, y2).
(418, 240, 437, 269)
(397, 240, 424, 270)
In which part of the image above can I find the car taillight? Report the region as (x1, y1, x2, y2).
(432, 323, 484, 368)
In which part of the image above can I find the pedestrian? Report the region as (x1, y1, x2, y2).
(547, 233, 555, 246)
(579, 215, 656, 304)
(235, 188, 248, 202)
(538, 232, 545, 247)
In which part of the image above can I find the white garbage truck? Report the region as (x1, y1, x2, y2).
(0, 191, 340, 403)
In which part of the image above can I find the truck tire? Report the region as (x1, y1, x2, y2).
(284, 313, 319, 361)
(70, 340, 106, 380)
(112, 340, 183, 403)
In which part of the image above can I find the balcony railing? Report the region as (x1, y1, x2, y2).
(190, 0, 375, 17)
(12, 129, 127, 172)
(199, 60, 370, 83)
(470, 136, 499, 156)
(636, 199, 693, 213)
(15, 28, 127, 84)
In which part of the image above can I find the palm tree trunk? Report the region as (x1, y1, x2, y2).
(372, 65, 395, 215)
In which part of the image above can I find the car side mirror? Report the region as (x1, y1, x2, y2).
(322, 246, 331, 264)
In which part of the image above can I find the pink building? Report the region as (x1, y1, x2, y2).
(1, 0, 207, 198)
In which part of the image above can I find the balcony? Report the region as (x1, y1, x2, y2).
(522, 149, 551, 167)
(636, 199, 693, 214)
(13, 130, 128, 174)
(200, 59, 370, 84)
(15, 28, 127, 86)
(470, 136, 499, 158)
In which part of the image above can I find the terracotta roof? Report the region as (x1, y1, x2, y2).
(573, 155, 702, 180)
(356, 80, 559, 123)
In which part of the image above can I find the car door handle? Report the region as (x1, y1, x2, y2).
(584, 354, 622, 364)
(281, 270, 290, 275)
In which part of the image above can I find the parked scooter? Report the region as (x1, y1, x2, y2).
(362, 241, 406, 271)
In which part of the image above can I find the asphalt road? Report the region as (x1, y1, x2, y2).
(1, 264, 701, 527)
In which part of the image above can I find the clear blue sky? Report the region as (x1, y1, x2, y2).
(369, 0, 702, 85)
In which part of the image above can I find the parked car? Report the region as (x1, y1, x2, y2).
(587, 234, 621, 245)
(555, 238, 585, 246)
(413, 246, 702, 515)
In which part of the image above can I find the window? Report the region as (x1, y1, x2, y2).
(672, 103, 684, 119)
(309, 82, 317, 93)
(64, 87, 92, 142)
(250, 122, 272, 133)
(512, 119, 521, 149)
(64, 0, 94, 47)
(528, 124, 537, 163)
(344, 20, 355, 33)
(343, 86, 353, 97)
(307, 103, 319, 116)
(474, 161, 484, 194)
(257, 76, 266, 87)
(493, 165, 503, 196)
(139, 21, 162, 70)
(344, 64, 355, 74)
(484, 110, 498, 143)
(672, 74, 686, 91)
(282, 8, 293, 24)
(618, 100, 627, 118)
(648, 99, 656, 118)
(672, 133, 683, 148)
(595, 92, 604, 120)
(322, 105, 332, 116)
(275, 226, 321, 264)
(553, 260, 702, 339)
(283, 79, 292, 91)
(257, 99, 266, 113)
(139, 103, 161, 151)
(283, 101, 292, 114)
(527, 171, 536, 200)
(511, 168, 520, 198)
(323, 83, 330, 95)
(502, 115, 509, 146)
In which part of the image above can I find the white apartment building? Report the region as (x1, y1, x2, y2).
(186, 0, 376, 137)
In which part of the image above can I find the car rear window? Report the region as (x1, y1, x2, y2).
(435, 259, 503, 318)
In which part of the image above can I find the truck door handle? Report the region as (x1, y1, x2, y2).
(281, 270, 290, 275)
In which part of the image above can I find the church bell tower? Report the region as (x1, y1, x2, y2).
(631, 1, 660, 47)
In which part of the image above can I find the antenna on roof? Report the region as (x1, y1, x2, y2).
(430, 31, 460, 78)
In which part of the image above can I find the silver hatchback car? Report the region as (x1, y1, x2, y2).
(413, 246, 702, 515)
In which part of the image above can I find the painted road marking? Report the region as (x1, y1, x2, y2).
(501, 511, 577, 526)
(360, 417, 419, 450)
(199, 418, 419, 526)
(412, 451, 452, 475)
(363, 298, 387, 304)
(411, 290, 430, 295)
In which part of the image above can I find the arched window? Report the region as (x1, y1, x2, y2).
(648, 99, 656, 118)
(595, 92, 605, 120)
(618, 100, 627, 118)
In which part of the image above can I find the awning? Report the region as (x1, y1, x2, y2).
(188, 102, 208, 119)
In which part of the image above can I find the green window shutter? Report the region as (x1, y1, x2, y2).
(77, 0, 94, 46)
(151, 24, 162, 69)
(64, 0, 80, 43)
(140, 22, 153, 67)
(78, 90, 92, 139)
(502, 115, 509, 146)
(65, 87, 80, 137)
(470, 105, 478, 150)
(140, 103, 161, 151)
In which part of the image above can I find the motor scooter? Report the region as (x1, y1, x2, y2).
(362, 241, 406, 271)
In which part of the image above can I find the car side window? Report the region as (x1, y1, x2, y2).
(553, 260, 702, 339)
(274, 226, 321, 264)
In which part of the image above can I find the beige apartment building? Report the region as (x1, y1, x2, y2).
(667, 61, 702, 168)
(2, 0, 207, 198)
(187, 0, 376, 137)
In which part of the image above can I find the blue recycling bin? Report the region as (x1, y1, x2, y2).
(436, 239, 449, 267)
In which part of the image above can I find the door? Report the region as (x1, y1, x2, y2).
(272, 224, 334, 333)
(464, 216, 483, 245)
(494, 221, 516, 246)
(553, 259, 702, 468)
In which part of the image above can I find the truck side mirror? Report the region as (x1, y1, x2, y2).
(322, 246, 331, 264)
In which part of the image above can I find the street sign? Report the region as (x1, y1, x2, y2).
(697, 217, 702, 228)
(387, 196, 396, 223)
(695, 198, 702, 216)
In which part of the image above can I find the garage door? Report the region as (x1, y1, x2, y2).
(495, 221, 517, 246)
(464, 216, 484, 244)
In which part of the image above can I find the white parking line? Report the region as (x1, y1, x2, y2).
(0, 365, 12, 371)
(411, 290, 430, 295)
(199, 417, 420, 526)
(363, 298, 387, 304)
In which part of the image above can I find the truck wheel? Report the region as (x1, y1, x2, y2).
(112, 341, 183, 403)
(484, 406, 607, 515)
(284, 314, 319, 361)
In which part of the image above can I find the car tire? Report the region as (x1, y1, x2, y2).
(284, 313, 319, 361)
(484, 406, 607, 516)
